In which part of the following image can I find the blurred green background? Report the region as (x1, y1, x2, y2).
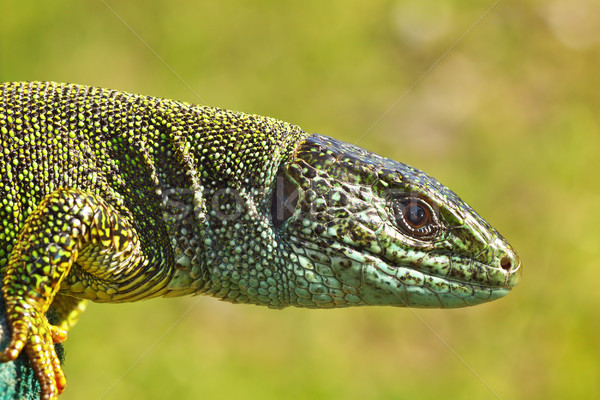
(1, 0, 599, 399)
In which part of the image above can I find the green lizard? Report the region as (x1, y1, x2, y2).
(0, 81, 521, 399)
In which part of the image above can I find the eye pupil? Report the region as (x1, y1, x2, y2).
(405, 204, 427, 227)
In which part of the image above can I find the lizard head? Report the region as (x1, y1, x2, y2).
(272, 134, 521, 308)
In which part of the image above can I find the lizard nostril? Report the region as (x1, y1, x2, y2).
(500, 256, 512, 271)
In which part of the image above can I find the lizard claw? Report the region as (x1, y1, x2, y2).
(50, 325, 68, 344)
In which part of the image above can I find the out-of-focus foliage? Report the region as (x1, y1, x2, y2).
(1, 0, 599, 399)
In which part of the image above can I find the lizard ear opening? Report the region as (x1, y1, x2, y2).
(271, 174, 299, 227)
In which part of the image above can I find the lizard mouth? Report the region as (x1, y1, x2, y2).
(392, 255, 520, 307)
(381, 257, 518, 308)
(328, 239, 521, 308)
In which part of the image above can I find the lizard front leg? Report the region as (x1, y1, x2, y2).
(0, 188, 145, 399)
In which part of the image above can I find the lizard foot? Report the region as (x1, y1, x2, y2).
(0, 304, 67, 400)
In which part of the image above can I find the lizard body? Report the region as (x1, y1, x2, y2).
(0, 82, 520, 399)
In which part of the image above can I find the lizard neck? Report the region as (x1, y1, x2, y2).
(155, 106, 309, 305)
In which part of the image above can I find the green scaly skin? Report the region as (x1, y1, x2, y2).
(0, 82, 521, 399)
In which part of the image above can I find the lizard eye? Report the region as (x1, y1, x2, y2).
(393, 197, 440, 239)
